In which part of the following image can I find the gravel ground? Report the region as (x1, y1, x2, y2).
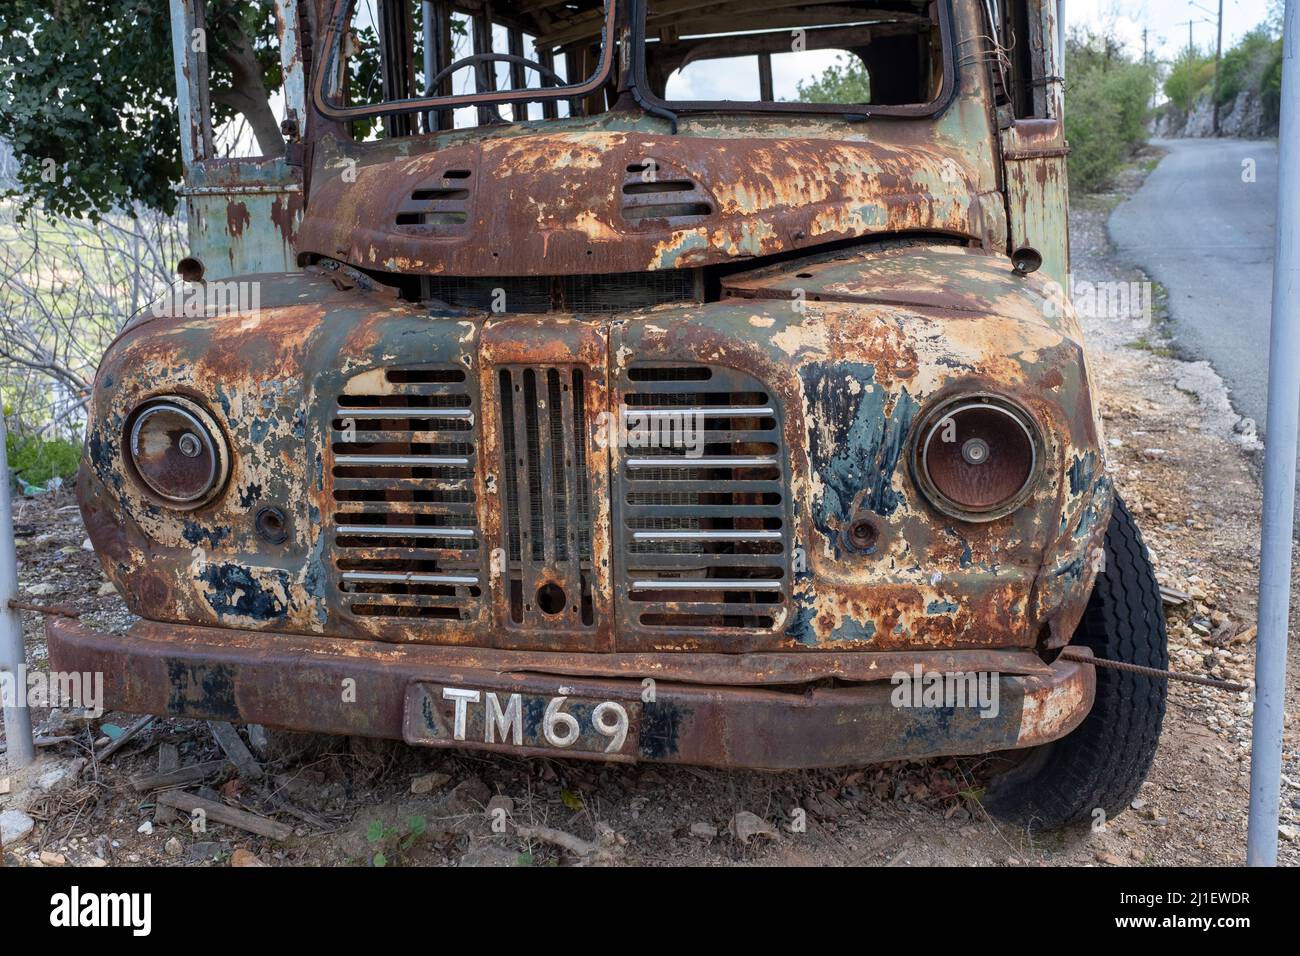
(2, 150, 1297, 867)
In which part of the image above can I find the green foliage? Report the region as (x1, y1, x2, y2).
(5, 431, 81, 488)
(1214, 27, 1277, 106)
(1064, 31, 1156, 194)
(364, 815, 429, 867)
(796, 54, 870, 104)
(0, 1, 182, 220)
(0, 0, 278, 221)
(1162, 49, 1216, 112)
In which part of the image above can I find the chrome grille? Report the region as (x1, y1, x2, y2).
(616, 364, 789, 633)
(329, 366, 482, 620)
(497, 366, 596, 628)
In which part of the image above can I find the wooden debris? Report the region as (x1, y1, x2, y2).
(516, 823, 620, 865)
(153, 744, 180, 825)
(1159, 584, 1190, 607)
(94, 715, 154, 762)
(207, 721, 263, 780)
(130, 759, 231, 794)
(154, 791, 293, 841)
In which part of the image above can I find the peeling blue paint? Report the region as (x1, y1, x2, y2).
(799, 361, 919, 556)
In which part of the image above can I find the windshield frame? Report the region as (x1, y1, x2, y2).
(312, 0, 621, 121)
(631, 0, 957, 118)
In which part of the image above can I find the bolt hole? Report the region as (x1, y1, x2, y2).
(256, 507, 289, 545)
(536, 582, 566, 615)
(848, 518, 878, 553)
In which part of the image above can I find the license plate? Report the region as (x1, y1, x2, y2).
(403, 676, 641, 761)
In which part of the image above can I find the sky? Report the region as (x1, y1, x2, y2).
(1068, 0, 1276, 60)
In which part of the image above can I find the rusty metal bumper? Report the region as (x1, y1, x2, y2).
(48, 618, 1095, 770)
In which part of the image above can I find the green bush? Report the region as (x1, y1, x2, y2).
(1216, 28, 1270, 104)
(1163, 51, 1216, 112)
(1064, 70, 1123, 193)
(1064, 34, 1156, 193)
(5, 432, 81, 489)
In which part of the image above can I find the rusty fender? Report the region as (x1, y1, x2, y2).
(48, 618, 1095, 769)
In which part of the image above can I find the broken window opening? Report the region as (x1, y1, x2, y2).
(644, 0, 945, 108)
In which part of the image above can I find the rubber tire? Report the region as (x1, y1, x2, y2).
(982, 495, 1168, 830)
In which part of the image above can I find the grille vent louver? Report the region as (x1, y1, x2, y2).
(497, 366, 597, 628)
(395, 169, 473, 231)
(621, 164, 713, 222)
(330, 366, 481, 620)
(616, 364, 789, 633)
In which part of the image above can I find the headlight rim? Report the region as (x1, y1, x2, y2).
(124, 395, 230, 509)
(911, 391, 1044, 523)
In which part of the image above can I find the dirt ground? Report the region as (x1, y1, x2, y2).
(3, 151, 1297, 867)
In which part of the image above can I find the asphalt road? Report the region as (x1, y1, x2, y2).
(1110, 138, 1279, 434)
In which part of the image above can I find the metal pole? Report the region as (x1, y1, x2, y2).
(1057, 0, 1065, 80)
(1247, 0, 1299, 867)
(422, 0, 435, 131)
(0, 408, 35, 768)
(1212, 0, 1225, 135)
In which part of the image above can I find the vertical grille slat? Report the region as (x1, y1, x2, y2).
(497, 365, 596, 629)
(328, 365, 482, 622)
(616, 363, 790, 635)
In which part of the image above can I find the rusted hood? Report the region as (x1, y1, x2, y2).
(723, 243, 1079, 331)
(297, 129, 1003, 276)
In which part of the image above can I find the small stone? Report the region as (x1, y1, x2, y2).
(164, 837, 184, 857)
(446, 778, 491, 815)
(1279, 825, 1299, 842)
(230, 848, 267, 867)
(410, 771, 452, 795)
(1095, 851, 1125, 866)
(39, 851, 66, 866)
(137, 821, 154, 835)
(0, 776, 9, 795)
(728, 811, 776, 845)
(26, 583, 56, 596)
(97, 581, 118, 597)
(0, 809, 35, 845)
(36, 758, 85, 792)
(690, 822, 718, 840)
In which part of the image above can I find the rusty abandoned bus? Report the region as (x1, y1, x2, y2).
(49, 0, 1168, 828)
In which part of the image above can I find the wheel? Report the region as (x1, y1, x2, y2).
(982, 494, 1168, 830)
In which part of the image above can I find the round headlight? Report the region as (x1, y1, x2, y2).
(126, 397, 229, 507)
(913, 395, 1041, 522)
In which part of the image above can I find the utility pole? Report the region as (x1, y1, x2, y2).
(1214, 0, 1225, 134)
(1247, 0, 1299, 868)
(1192, 0, 1227, 133)
(1143, 27, 1149, 64)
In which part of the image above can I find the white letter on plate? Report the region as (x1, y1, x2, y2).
(485, 692, 523, 745)
(442, 687, 481, 740)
